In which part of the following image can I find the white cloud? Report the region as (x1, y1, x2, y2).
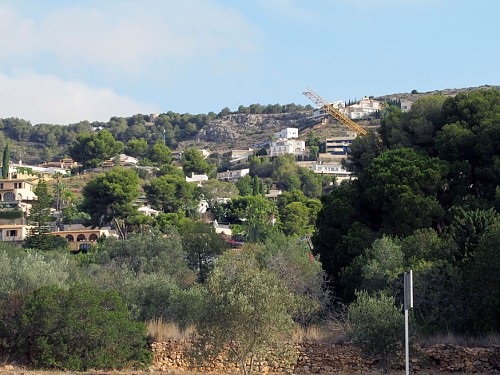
(0, 71, 159, 125)
(0, 1, 260, 77)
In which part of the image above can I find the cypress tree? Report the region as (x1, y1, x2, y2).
(2, 143, 9, 179)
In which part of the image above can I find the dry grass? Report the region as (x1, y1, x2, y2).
(292, 324, 345, 343)
(419, 331, 500, 347)
(147, 318, 195, 342)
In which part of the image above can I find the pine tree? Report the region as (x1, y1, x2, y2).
(24, 180, 61, 250)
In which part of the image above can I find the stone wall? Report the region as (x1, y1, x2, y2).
(151, 340, 500, 373)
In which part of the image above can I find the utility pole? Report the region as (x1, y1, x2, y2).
(404, 270, 413, 375)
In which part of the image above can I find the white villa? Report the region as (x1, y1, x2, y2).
(274, 128, 299, 140)
(217, 168, 250, 181)
(270, 139, 305, 157)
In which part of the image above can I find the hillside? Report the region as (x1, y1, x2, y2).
(181, 112, 311, 150)
(375, 84, 499, 102)
(0, 85, 498, 164)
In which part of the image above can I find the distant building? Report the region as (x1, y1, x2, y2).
(401, 99, 413, 112)
(274, 128, 299, 140)
(50, 224, 117, 252)
(296, 160, 352, 183)
(138, 205, 159, 217)
(325, 132, 357, 160)
(102, 154, 139, 168)
(310, 101, 345, 120)
(270, 139, 305, 157)
(217, 168, 250, 181)
(186, 173, 209, 185)
(344, 97, 382, 119)
(0, 179, 37, 204)
(0, 178, 38, 243)
(0, 224, 32, 242)
(39, 158, 79, 170)
(310, 97, 381, 120)
(229, 149, 254, 164)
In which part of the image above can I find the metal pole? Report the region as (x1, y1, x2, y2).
(404, 270, 413, 375)
(405, 306, 409, 375)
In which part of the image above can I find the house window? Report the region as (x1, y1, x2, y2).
(0, 183, 3, 189)
(7, 230, 17, 237)
(79, 243, 91, 252)
(3, 192, 15, 201)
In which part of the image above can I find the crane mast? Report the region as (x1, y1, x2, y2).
(303, 89, 368, 136)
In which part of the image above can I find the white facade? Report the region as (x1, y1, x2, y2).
(227, 148, 254, 164)
(344, 97, 382, 119)
(217, 168, 250, 181)
(311, 101, 345, 119)
(186, 173, 209, 184)
(270, 139, 305, 157)
(138, 205, 159, 217)
(274, 127, 299, 140)
(310, 98, 381, 120)
(309, 162, 351, 182)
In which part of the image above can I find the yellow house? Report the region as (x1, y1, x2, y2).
(50, 225, 117, 252)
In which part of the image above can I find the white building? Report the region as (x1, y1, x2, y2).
(308, 162, 351, 183)
(274, 128, 299, 140)
(311, 101, 345, 119)
(310, 98, 381, 120)
(186, 173, 209, 185)
(138, 205, 159, 217)
(270, 139, 306, 157)
(103, 154, 139, 167)
(217, 168, 250, 181)
(344, 97, 382, 119)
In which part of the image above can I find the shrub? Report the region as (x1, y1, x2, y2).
(0, 250, 71, 299)
(347, 290, 404, 374)
(0, 285, 151, 370)
(23, 234, 69, 251)
(191, 250, 296, 375)
(0, 210, 23, 219)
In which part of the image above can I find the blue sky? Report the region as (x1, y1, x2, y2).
(0, 0, 498, 125)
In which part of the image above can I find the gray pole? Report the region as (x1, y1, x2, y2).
(404, 270, 413, 375)
(405, 306, 409, 375)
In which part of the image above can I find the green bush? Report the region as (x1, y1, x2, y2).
(0, 285, 151, 370)
(347, 290, 405, 374)
(0, 210, 23, 219)
(0, 250, 71, 299)
(23, 234, 69, 251)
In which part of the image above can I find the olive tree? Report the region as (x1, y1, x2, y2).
(347, 290, 404, 374)
(191, 250, 296, 375)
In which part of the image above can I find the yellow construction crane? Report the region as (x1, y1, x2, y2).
(303, 88, 368, 136)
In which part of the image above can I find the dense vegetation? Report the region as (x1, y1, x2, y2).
(0, 89, 498, 372)
(0, 102, 312, 165)
(315, 89, 500, 335)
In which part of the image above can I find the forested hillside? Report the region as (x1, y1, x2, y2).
(0, 103, 313, 165)
(314, 88, 500, 335)
(0, 88, 498, 373)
